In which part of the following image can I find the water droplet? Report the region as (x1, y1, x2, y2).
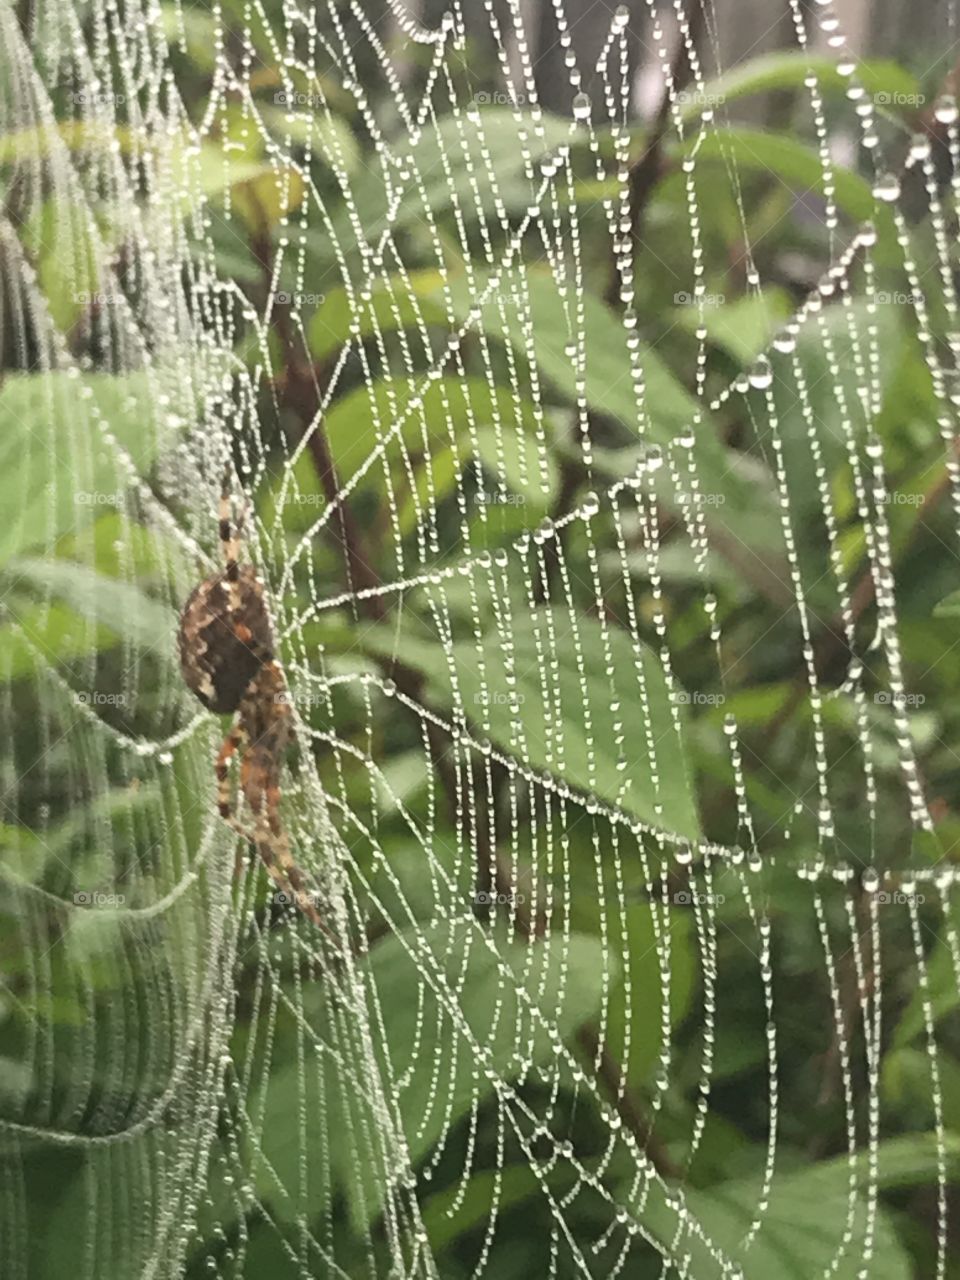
(865, 432, 883, 459)
(872, 172, 900, 203)
(934, 94, 958, 125)
(748, 355, 773, 390)
(572, 92, 591, 122)
(858, 220, 877, 248)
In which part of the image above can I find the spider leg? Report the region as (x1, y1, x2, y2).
(219, 469, 251, 590)
(216, 721, 258, 872)
(241, 751, 327, 931)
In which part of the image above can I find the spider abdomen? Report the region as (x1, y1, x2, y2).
(178, 565, 275, 714)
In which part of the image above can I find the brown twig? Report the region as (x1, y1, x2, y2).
(248, 213, 386, 621)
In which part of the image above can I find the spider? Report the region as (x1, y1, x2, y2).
(177, 474, 324, 930)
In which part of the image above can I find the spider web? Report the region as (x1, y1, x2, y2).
(1, 0, 959, 1276)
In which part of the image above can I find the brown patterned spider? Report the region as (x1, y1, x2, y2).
(177, 474, 324, 930)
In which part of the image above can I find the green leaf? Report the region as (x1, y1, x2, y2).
(672, 289, 793, 364)
(644, 1155, 917, 1279)
(308, 269, 449, 362)
(891, 938, 960, 1049)
(0, 371, 186, 566)
(683, 53, 921, 123)
(20, 199, 99, 332)
(160, 3, 218, 71)
(604, 905, 696, 1089)
(0, 601, 113, 682)
(261, 105, 362, 175)
(7, 559, 176, 653)
(675, 127, 877, 222)
(934, 589, 960, 619)
(767, 299, 902, 609)
(252, 924, 609, 1232)
(427, 606, 700, 839)
(439, 268, 788, 594)
(319, 108, 575, 254)
(322, 375, 546, 492)
(441, 267, 699, 441)
(421, 1161, 579, 1255)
